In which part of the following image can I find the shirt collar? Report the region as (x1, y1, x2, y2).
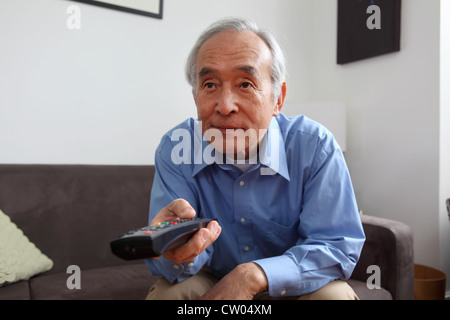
(192, 117, 290, 181)
(259, 117, 290, 180)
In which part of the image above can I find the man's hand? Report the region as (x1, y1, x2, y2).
(199, 263, 268, 300)
(151, 199, 221, 264)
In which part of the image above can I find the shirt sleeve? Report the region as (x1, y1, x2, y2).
(254, 142, 365, 297)
(144, 133, 212, 283)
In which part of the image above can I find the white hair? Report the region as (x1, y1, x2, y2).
(185, 17, 287, 101)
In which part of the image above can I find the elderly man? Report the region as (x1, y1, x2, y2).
(145, 17, 365, 300)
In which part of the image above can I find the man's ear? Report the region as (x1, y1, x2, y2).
(273, 82, 287, 117)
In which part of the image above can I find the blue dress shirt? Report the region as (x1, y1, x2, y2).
(145, 113, 365, 297)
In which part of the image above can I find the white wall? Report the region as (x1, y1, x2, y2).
(440, 0, 450, 295)
(299, 0, 442, 272)
(0, 0, 309, 165)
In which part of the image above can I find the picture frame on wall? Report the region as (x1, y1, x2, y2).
(70, 0, 164, 19)
(337, 0, 401, 64)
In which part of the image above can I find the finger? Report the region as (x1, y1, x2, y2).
(151, 199, 196, 225)
(163, 228, 209, 263)
(163, 222, 221, 264)
(204, 221, 221, 247)
(188, 221, 221, 256)
(191, 222, 222, 261)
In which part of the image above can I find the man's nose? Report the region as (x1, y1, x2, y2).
(215, 87, 239, 115)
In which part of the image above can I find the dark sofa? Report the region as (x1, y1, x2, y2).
(0, 164, 414, 300)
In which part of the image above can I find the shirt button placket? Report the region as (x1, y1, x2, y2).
(234, 177, 254, 259)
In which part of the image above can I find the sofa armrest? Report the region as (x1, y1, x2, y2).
(351, 214, 414, 300)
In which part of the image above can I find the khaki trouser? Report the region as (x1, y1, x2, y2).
(146, 269, 359, 300)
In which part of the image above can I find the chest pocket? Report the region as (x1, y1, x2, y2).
(255, 216, 300, 257)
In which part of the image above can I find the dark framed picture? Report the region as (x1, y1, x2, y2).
(337, 0, 401, 64)
(70, 0, 164, 19)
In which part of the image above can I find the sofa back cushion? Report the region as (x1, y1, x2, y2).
(0, 165, 155, 274)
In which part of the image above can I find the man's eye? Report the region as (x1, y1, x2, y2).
(204, 83, 216, 89)
(240, 82, 252, 89)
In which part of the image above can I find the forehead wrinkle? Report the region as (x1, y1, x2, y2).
(198, 65, 261, 80)
(197, 47, 269, 78)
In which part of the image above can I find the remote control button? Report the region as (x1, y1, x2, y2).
(145, 231, 153, 235)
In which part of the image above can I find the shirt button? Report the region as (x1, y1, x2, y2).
(239, 181, 245, 187)
(240, 217, 246, 224)
(173, 265, 180, 270)
(280, 289, 287, 296)
(244, 246, 250, 252)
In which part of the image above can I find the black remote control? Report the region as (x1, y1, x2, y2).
(110, 218, 215, 261)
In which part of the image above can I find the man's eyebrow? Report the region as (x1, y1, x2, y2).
(198, 66, 261, 79)
(198, 67, 215, 78)
(235, 65, 259, 78)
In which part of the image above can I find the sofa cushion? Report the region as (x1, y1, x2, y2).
(347, 279, 392, 300)
(0, 209, 53, 287)
(0, 165, 155, 275)
(29, 263, 157, 300)
(0, 280, 31, 300)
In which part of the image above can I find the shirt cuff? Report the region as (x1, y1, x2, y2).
(145, 256, 200, 283)
(145, 248, 213, 284)
(254, 255, 303, 297)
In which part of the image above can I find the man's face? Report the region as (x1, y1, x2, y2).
(194, 30, 285, 159)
